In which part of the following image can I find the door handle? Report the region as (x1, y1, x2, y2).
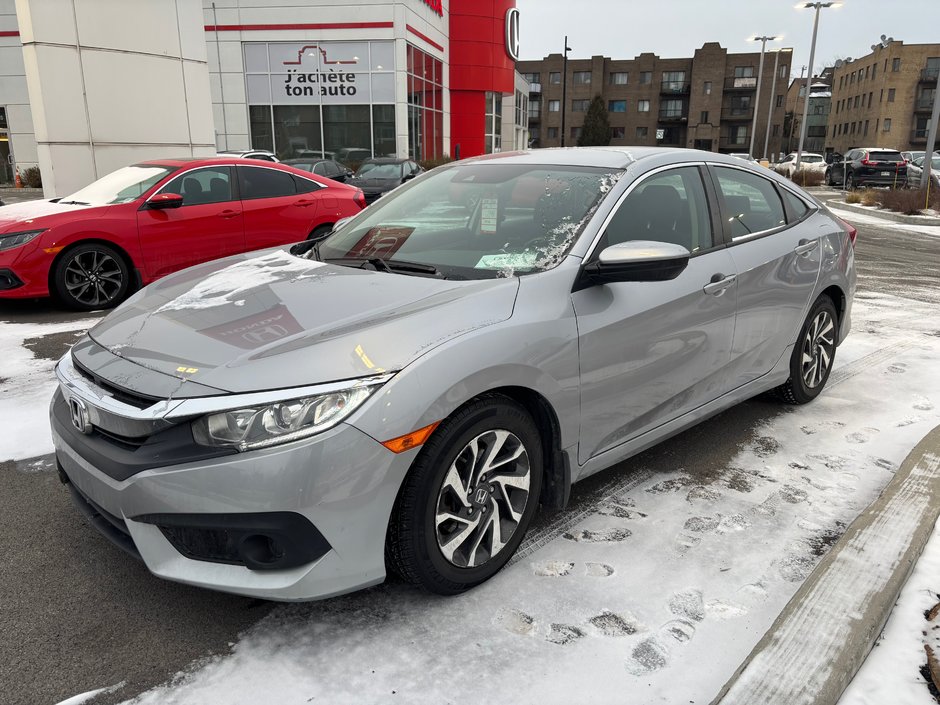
(293, 199, 315, 207)
(218, 209, 241, 219)
(703, 273, 736, 296)
(794, 239, 818, 256)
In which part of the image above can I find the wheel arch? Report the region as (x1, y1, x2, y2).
(819, 284, 846, 330)
(48, 237, 138, 295)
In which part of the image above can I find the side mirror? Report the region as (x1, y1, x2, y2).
(403, 173, 416, 181)
(147, 192, 184, 210)
(578, 241, 691, 288)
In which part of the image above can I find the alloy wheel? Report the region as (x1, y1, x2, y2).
(800, 310, 836, 388)
(63, 250, 124, 307)
(434, 429, 531, 568)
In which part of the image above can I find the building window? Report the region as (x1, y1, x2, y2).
(892, 58, 901, 72)
(776, 94, 783, 107)
(608, 100, 626, 112)
(638, 99, 650, 112)
(661, 99, 684, 118)
(868, 91, 873, 107)
(839, 76, 844, 89)
(734, 66, 755, 78)
(854, 95, 859, 108)
(700, 110, 709, 123)
(887, 88, 896, 102)
(779, 64, 788, 78)
(245, 40, 399, 162)
(548, 100, 560, 112)
(772, 124, 780, 136)
(883, 118, 892, 132)
(573, 71, 592, 85)
(639, 71, 652, 85)
(547, 127, 558, 139)
(662, 71, 687, 92)
(530, 127, 540, 140)
(609, 72, 628, 85)
(703, 81, 712, 95)
(636, 126, 649, 139)
(863, 119, 869, 136)
(484, 91, 502, 153)
(850, 72, 855, 84)
(523, 72, 540, 84)
(730, 94, 751, 116)
(570, 126, 581, 139)
(611, 126, 625, 139)
(727, 124, 749, 145)
(872, 63, 877, 79)
(515, 90, 527, 128)
(880, 89, 884, 102)
(572, 99, 589, 112)
(549, 71, 561, 84)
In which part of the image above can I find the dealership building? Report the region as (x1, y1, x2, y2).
(0, 0, 528, 195)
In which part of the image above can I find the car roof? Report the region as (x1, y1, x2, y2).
(134, 157, 283, 168)
(457, 146, 762, 170)
(849, 147, 902, 152)
(362, 157, 410, 164)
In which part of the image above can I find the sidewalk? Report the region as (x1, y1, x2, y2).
(712, 425, 940, 705)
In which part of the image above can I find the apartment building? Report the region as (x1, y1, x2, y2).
(518, 43, 793, 159)
(828, 40, 940, 154)
(782, 70, 833, 155)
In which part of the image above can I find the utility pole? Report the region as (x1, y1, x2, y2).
(749, 36, 777, 159)
(560, 36, 571, 147)
(796, 3, 838, 171)
(763, 49, 781, 161)
(921, 72, 940, 188)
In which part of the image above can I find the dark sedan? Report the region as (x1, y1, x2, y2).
(348, 158, 423, 204)
(283, 158, 354, 184)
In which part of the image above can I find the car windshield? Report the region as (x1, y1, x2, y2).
(315, 163, 623, 279)
(60, 165, 176, 205)
(357, 163, 403, 179)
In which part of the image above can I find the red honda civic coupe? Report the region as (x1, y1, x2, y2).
(0, 157, 366, 310)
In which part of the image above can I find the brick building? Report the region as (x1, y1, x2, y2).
(827, 40, 940, 154)
(518, 43, 792, 160)
(781, 69, 833, 155)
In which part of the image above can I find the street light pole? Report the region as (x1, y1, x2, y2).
(560, 36, 571, 147)
(763, 49, 782, 161)
(749, 35, 778, 159)
(795, 2, 839, 171)
(921, 73, 940, 188)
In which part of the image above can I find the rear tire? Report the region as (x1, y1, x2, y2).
(846, 173, 856, 190)
(386, 395, 543, 595)
(772, 295, 839, 405)
(52, 243, 130, 311)
(307, 224, 333, 240)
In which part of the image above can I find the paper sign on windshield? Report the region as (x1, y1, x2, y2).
(475, 253, 538, 269)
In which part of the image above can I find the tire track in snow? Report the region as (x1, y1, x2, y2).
(828, 337, 920, 388)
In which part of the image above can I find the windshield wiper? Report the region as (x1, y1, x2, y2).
(59, 200, 91, 206)
(323, 257, 445, 278)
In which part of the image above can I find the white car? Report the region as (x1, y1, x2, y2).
(777, 152, 826, 179)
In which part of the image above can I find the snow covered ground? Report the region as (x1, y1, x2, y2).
(828, 204, 940, 238)
(67, 289, 931, 705)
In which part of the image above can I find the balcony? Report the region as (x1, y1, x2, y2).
(528, 82, 542, 94)
(719, 135, 750, 150)
(919, 67, 939, 83)
(658, 109, 688, 122)
(910, 128, 929, 143)
(724, 76, 757, 91)
(527, 107, 541, 122)
(660, 81, 690, 95)
(915, 97, 936, 113)
(721, 108, 754, 121)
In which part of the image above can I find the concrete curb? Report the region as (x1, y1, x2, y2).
(826, 198, 940, 226)
(711, 424, 940, 705)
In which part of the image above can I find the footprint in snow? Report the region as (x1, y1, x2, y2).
(626, 637, 670, 674)
(895, 416, 922, 427)
(597, 498, 648, 520)
(846, 427, 879, 444)
(546, 623, 585, 645)
(589, 610, 642, 637)
(585, 562, 615, 577)
(684, 516, 720, 533)
(913, 398, 934, 411)
(777, 554, 817, 582)
(687, 486, 722, 503)
(673, 533, 702, 557)
(668, 589, 705, 622)
(533, 561, 574, 577)
(563, 528, 632, 543)
(886, 363, 907, 374)
(779, 485, 809, 504)
(661, 619, 696, 643)
(752, 436, 780, 458)
(705, 600, 748, 619)
(496, 609, 536, 636)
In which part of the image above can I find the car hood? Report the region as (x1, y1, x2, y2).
(87, 248, 519, 394)
(348, 177, 400, 191)
(0, 199, 105, 233)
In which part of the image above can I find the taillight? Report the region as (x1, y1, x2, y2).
(354, 189, 366, 209)
(837, 216, 857, 248)
(861, 158, 872, 166)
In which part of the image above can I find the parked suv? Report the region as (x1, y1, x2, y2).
(825, 148, 907, 189)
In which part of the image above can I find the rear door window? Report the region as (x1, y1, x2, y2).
(712, 167, 786, 239)
(238, 166, 297, 200)
(160, 166, 234, 206)
(292, 174, 322, 194)
(780, 188, 811, 222)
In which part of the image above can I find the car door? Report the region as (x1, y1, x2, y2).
(136, 165, 245, 280)
(572, 165, 738, 464)
(708, 164, 822, 389)
(238, 165, 325, 250)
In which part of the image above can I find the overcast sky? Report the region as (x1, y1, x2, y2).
(516, 0, 938, 79)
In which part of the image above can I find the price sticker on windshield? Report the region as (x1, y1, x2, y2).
(480, 198, 499, 234)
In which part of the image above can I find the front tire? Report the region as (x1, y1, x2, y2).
(386, 395, 543, 595)
(773, 296, 839, 405)
(52, 243, 130, 311)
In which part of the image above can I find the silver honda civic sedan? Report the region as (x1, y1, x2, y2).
(52, 147, 856, 600)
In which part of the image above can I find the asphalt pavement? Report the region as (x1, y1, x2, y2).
(0, 215, 938, 705)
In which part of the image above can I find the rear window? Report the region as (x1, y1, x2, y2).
(869, 151, 902, 162)
(803, 155, 824, 163)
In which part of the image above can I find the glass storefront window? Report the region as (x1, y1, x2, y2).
(406, 43, 444, 162)
(485, 91, 503, 154)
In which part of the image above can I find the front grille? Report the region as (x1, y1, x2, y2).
(92, 426, 149, 451)
(72, 357, 160, 410)
(0, 269, 23, 290)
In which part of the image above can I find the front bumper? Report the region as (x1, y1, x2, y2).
(0, 243, 51, 298)
(52, 408, 415, 601)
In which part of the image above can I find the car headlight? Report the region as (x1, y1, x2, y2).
(0, 229, 46, 252)
(192, 384, 381, 451)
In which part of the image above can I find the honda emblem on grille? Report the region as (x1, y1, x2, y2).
(68, 397, 92, 435)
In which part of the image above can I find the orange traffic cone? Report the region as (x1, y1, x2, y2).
(14, 168, 23, 188)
